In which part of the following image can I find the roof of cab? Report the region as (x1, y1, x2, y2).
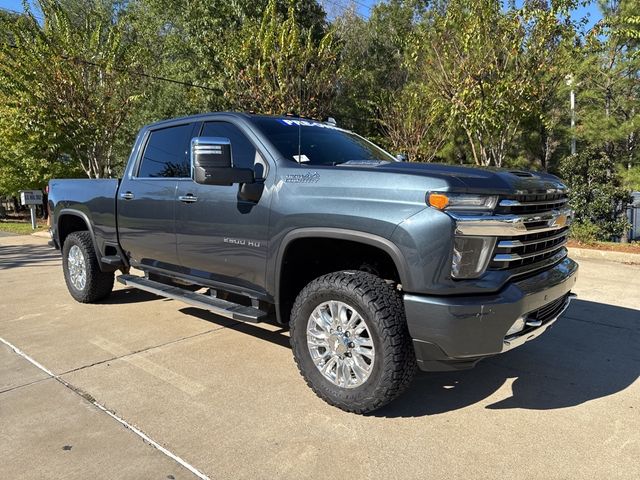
(143, 112, 328, 130)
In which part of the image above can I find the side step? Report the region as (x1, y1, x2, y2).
(116, 274, 268, 323)
(101, 255, 125, 267)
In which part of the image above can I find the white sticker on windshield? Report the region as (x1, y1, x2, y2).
(278, 118, 343, 131)
(293, 154, 310, 163)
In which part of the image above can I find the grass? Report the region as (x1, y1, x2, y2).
(0, 220, 46, 235)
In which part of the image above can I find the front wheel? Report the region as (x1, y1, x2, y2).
(62, 231, 114, 303)
(290, 271, 416, 413)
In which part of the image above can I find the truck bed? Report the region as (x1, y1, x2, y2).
(48, 178, 120, 253)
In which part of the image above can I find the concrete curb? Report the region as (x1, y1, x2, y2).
(31, 231, 51, 239)
(568, 246, 640, 264)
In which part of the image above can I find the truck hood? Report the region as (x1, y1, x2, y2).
(338, 161, 567, 195)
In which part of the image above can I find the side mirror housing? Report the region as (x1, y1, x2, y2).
(191, 137, 254, 186)
(395, 153, 408, 162)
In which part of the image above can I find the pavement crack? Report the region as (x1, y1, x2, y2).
(0, 376, 52, 395)
(58, 323, 241, 377)
(0, 335, 211, 480)
(563, 314, 639, 331)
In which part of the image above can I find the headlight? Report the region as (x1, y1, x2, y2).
(428, 193, 498, 211)
(451, 236, 495, 279)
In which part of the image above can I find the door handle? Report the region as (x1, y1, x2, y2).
(178, 194, 198, 203)
(120, 192, 134, 200)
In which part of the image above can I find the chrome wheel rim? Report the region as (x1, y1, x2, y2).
(306, 300, 375, 389)
(67, 245, 86, 290)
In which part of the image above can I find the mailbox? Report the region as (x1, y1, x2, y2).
(19, 189, 43, 230)
(20, 190, 43, 206)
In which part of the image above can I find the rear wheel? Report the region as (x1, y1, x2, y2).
(62, 231, 114, 303)
(290, 271, 416, 413)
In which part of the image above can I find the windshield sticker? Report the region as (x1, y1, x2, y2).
(279, 119, 342, 131)
(284, 172, 320, 184)
(292, 154, 310, 163)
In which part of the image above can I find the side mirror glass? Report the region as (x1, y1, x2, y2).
(191, 137, 254, 185)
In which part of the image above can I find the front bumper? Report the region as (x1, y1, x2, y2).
(404, 257, 578, 371)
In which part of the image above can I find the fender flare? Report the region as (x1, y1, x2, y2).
(56, 209, 113, 270)
(57, 209, 98, 249)
(273, 227, 410, 322)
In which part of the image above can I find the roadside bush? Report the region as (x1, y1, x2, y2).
(569, 221, 599, 244)
(558, 147, 630, 241)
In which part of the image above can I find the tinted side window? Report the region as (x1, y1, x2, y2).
(201, 122, 257, 170)
(138, 124, 194, 178)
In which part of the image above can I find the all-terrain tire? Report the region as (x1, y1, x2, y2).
(62, 231, 114, 303)
(290, 271, 416, 413)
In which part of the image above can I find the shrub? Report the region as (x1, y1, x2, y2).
(569, 221, 600, 244)
(558, 147, 630, 241)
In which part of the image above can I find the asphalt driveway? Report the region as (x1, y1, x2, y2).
(1, 235, 638, 479)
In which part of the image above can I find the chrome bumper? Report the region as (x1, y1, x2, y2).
(451, 207, 573, 236)
(502, 292, 577, 352)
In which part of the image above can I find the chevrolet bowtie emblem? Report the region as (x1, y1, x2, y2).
(551, 214, 568, 228)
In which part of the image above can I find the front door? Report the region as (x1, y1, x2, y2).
(175, 121, 272, 294)
(118, 122, 196, 271)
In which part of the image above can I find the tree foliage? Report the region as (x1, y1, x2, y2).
(0, 0, 151, 179)
(220, 0, 338, 118)
(559, 147, 631, 239)
(407, 0, 581, 167)
(0, 0, 638, 227)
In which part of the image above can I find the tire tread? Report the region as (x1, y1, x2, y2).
(62, 231, 114, 303)
(290, 271, 416, 413)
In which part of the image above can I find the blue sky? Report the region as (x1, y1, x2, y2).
(0, 0, 603, 30)
(345, 0, 603, 29)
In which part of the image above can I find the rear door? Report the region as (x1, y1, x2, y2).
(175, 120, 272, 293)
(118, 122, 197, 271)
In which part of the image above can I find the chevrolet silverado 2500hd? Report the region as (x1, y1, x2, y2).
(48, 113, 578, 413)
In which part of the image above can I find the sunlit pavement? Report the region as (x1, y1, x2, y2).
(1, 235, 638, 480)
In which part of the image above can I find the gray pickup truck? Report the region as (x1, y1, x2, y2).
(48, 112, 578, 413)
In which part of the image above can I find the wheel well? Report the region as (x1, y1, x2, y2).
(278, 237, 401, 324)
(58, 214, 90, 248)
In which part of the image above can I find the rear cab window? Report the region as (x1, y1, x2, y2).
(137, 123, 196, 178)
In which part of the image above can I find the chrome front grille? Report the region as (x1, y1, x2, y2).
(489, 227, 569, 272)
(486, 193, 571, 277)
(495, 193, 569, 215)
(450, 190, 572, 279)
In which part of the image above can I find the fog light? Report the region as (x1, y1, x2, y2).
(506, 316, 526, 337)
(451, 236, 496, 279)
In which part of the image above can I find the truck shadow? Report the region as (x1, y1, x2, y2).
(110, 291, 639, 417)
(103, 288, 161, 304)
(374, 299, 639, 418)
(0, 243, 61, 270)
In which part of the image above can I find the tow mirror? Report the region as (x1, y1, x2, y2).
(191, 137, 254, 186)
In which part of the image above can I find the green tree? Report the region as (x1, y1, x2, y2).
(559, 147, 630, 240)
(378, 83, 449, 161)
(409, 0, 580, 167)
(0, 0, 152, 179)
(219, 0, 338, 118)
(576, 0, 639, 173)
(333, 1, 420, 135)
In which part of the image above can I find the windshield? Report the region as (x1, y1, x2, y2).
(250, 117, 395, 165)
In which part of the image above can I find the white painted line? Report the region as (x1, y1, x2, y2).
(0, 336, 211, 480)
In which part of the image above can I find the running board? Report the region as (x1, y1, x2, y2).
(116, 274, 268, 323)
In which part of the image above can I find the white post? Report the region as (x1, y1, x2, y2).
(29, 205, 37, 230)
(570, 88, 576, 155)
(565, 74, 576, 155)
